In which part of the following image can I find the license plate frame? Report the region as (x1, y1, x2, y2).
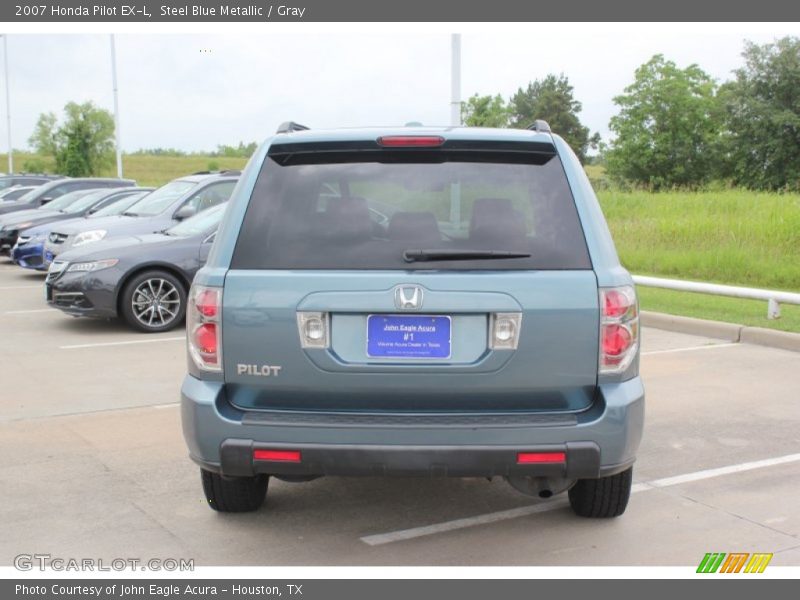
(366, 314, 452, 360)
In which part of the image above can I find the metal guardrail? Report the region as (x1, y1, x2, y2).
(632, 275, 800, 320)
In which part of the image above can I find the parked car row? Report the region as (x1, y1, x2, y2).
(0, 176, 136, 216)
(12, 188, 155, 269)
(0, 171, 240, 332)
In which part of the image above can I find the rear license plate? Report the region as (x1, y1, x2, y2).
(367, 314, 451, 359)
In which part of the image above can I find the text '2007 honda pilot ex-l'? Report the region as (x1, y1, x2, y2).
(181, 121, 644, 517)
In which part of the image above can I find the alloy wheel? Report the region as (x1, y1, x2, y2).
(131, 278, 181, 329)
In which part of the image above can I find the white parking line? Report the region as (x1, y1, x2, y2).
(640, 453, 800, 489)
(59, 336, 185, 350)
(360, 452, 800, 546)
(642, 342, 740, 356)
(3, 308, 57, 315)
(153, 402, 180, 409)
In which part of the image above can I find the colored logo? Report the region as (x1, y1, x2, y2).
(697, 552, 773, 573)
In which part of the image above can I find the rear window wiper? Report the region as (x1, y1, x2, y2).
(403, 249, 532, 263)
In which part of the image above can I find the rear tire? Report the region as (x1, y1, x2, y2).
(568, 467, 632, 518)
(201, 469, 268, 513)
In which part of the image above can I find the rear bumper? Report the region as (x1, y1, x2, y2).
(181, 375, 645, 479)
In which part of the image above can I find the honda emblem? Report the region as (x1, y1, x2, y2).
(394, 285, 423, 310)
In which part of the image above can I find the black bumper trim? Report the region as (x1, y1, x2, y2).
(218, 439, 601, 479)
(241, 409, 578, 428)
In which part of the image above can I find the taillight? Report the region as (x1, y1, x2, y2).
(602, 324, 632, 356)
(377, 135, 445, 147)
(195, 289, 219, 318)
(599, 285, 639, 374)
(188, 285, 222, 372)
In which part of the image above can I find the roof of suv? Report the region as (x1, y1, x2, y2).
(269, 125, 555, 146)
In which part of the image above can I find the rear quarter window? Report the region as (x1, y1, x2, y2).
(231, 148, 591, 271)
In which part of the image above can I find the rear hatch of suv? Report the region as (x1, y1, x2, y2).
(220, 134, 598, 413)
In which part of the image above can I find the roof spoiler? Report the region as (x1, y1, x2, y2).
(527, 120, 551, 133)
(276, 121, 310, 134)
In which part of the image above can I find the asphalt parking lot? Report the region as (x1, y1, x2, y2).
(1, 261, 799, 567)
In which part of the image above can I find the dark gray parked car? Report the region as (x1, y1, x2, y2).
(0, 173, 62, 191)
(44, 171, 238, 263)
(0, 186, 38, 202)
(46, 202, 227, 332)
(0, 177, 135, 216)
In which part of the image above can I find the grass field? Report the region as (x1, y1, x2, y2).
(598, 189, 800, 291)
(0, 152, 249, 187)
(2, 152, 798, 332)
(638, 287, 800, 333)
(597, 188, 800, 332)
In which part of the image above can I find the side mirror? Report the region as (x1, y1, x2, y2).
(174, 205, 196, 221)
(40, 196, 53, 205)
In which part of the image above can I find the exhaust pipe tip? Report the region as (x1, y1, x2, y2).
(505, 475, 574, 498)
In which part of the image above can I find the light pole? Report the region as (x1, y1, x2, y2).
(2, 35, 12, 174)
(110, 34, 123, 178)
(450, 33, 461, 126)
(449, 34, 462, 227)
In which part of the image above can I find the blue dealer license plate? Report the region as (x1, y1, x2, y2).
(367, 315, 451, 359)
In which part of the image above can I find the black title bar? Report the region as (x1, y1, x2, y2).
(2, 0, 800, 22)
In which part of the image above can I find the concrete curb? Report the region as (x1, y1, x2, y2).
(739, 327, 800, 353)
(641, 311, 741, 342)
(641, 310, 800, 353)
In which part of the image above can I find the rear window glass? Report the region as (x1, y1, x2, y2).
(231, 149, 591, 270)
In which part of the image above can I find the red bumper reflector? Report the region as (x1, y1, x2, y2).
(253, 449, 302, 462)
(377, 135, 445, 147)
(516, 452, 566, 464)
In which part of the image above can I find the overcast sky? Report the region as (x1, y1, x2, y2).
(2, 26, 798, 153)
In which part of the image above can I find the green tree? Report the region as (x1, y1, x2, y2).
(461, 94, 510, 128)
(28, 101, 115, 177)
(719, 37, 800, 191)
(214, 141, 258, 157)
(509, 74, 598, 163)
(605, 55, 723, 189)
(29, 112, 58, 158)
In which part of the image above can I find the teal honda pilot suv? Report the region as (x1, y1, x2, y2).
(181, 121, 644, 517)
